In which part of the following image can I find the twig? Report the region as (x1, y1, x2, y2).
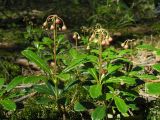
(14, 92, 37, 102)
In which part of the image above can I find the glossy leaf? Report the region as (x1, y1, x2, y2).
(6, 76, 25, 92)
(88, 68, 98, 81)
(107, 64, 121, 75)
(89, 84, 102, 98)
(74, 102, 86, 111)
(114, 96, 128, 113)
(106, 93, 114, 100)
(22, 50, 51, 74)
(6, 75, 46, 92)
(62, 59, 85, 73)
(91, 106, 106, 120)
(0, 99, 16, 111)
(0, 78, 5, 89)
(105, 76, 136, 85)
(136, 74, 157, 80)
(145, 82, 160, 95)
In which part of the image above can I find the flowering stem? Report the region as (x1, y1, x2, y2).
(98, 34, 103, 84)
(53, 18, 57, 74)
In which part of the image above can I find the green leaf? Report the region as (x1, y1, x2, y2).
(34, 85, 53, 95)
(36, 96, 52, 105)
(105, 76, 136, 85)
(6, 75, 46, 92)
(156, 49, 160, 56)
(136, 74, 157, 80)
(23, 75, 47, 84)
(137, 44, 156, 51)
(69, 48, 78, 59)
(114, 96, 128, 113)
(0, 99, 16, 111)
(89, 84, 102, 98)
(22, 50, 51, 74)
(42, 37, 53, 46)
(64, 80, 80, 92)
(107, 64, 121, 75)
(6, 76, 25, 92)
(88, 68, 98, 81)
(91, 106, 106, 120)
(118, 49, 132, 56)
(0, 78, 5, 89)
(56, 73, 71, 81)
(62, 59, 85, 73)
(145, 82, 160, 95)
(152, 63, 160, 72)
(106, 93, 114, 100)
(86, 55, 98, 64)
(74, 102, 86, 111)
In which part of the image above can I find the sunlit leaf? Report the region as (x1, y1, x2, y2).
(107, 64, 121, 75)
(86, 55, 98, 64)
(114, 96, 128, 113)
(106, 93, 114, 100)
(145, 82, 160, 95)
(62, 59, 85, 73)
(56, 73, 71, 81)
(137, 44, 156, 51)
(0, 99, 16, 111)
(23, 75, 47, 84)
(152, 63, 160, 72)
(136, 74, 157, 80)
(91, 106, 106, 120)
(105, 76, 136, 85)
(89, 84, 102, 98)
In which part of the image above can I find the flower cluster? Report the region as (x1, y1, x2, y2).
(121, 39, 136, 49)
(42, 15, 67, 31)
(73, 32, 81, 40)
(88, 24, 113, 46)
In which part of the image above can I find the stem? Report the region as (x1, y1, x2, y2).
(76, 38, 78, 50)
(53, 18, 57, 74)
(98, 34, 103, 83)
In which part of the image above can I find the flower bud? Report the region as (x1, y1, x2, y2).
(59, 28, 62, 31)
(106, 40, 110, 45)
(108, 37, 113, 42)
(121, 43, 125, 47)
(43, 21, 47, 27)
(78, 36, 81, 40)
(124, 45, 129, 49)
(62, 25, 67, 31)
(101, 40, 106, 45)
(73, 34, 77, 39)
(50, 25, 55, 30)
(55, 18, 61, 24)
